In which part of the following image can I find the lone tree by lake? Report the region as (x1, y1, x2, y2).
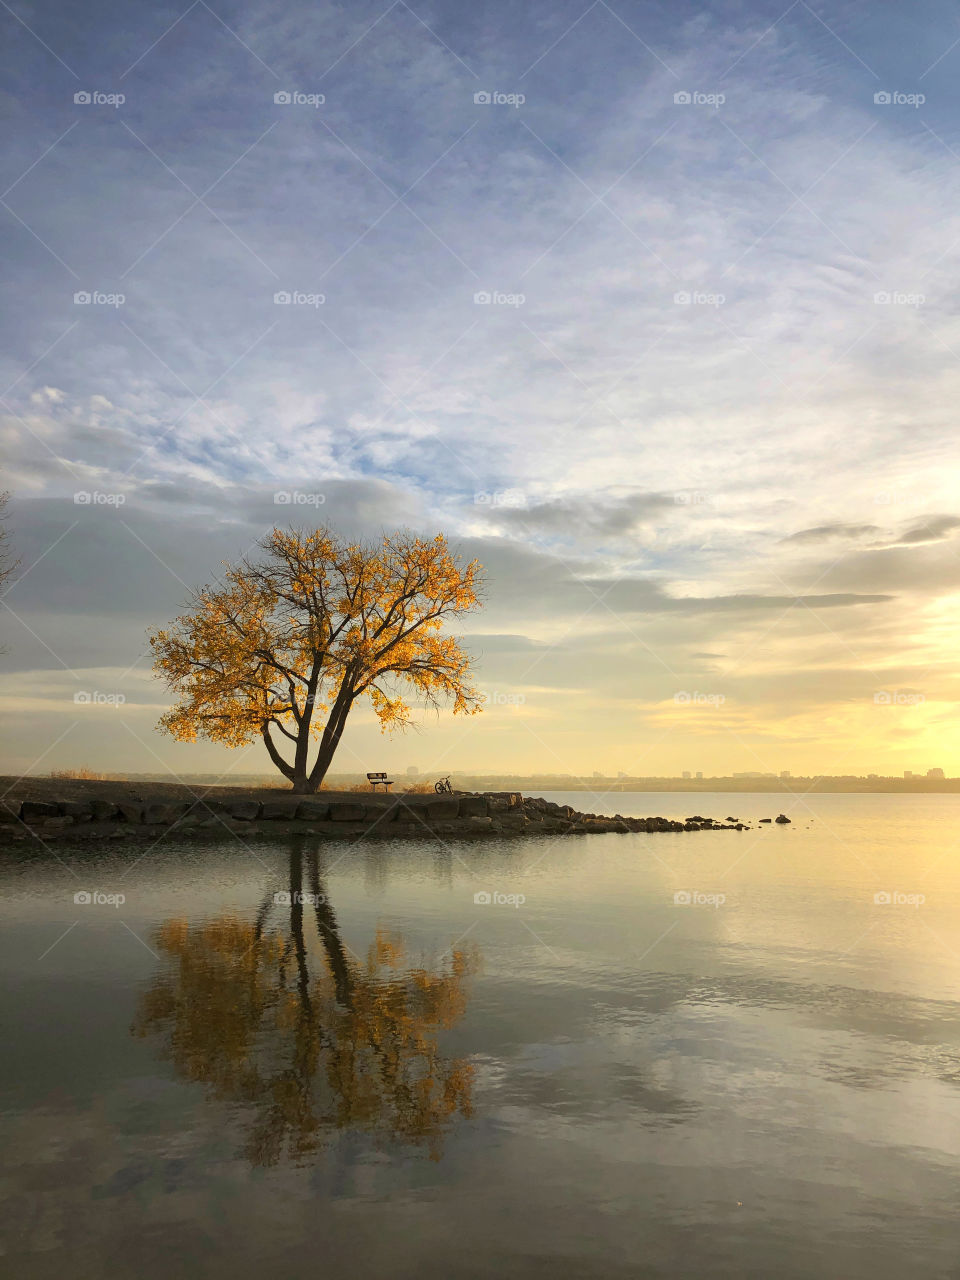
(149, 526, 483, 793)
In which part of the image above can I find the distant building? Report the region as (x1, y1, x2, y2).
(904, 771, 913, 779)
(617, 771, 626, 779)
(682, 771, 691, 780)
(695, 771, 703, 780)
(780, 770, 791, 779)
(927, 768, 945, 779)
(868, 773, 878, 779)
(406, 765, 419, 776)
(592, 771, 603, 778)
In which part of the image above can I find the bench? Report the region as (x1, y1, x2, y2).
(366, 772, 394, 792)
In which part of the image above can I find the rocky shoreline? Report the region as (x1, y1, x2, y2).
(0, 790, 782, 844)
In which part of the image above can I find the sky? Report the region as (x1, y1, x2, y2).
(2, 0, 960, 782)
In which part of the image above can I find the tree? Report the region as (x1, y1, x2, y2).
(132, 849, 478, 1164)
(149, 526, 483, 792)
(0, 491, 19, 652)
(0, 491, 17, 592)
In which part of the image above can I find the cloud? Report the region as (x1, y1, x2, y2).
(780, 523, 881, 544)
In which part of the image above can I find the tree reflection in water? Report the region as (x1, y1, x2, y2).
(132, 847, 478, 1165)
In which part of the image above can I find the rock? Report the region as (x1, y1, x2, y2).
(21, 801, 60, 823)
(227, 800, 261, 821)
(327, 802, 364, 822)
(774, 814, 791, 824)
(116, 802, 144, 824)
(297, 800, 331, 821)
(425, 798, 461, 821)
(144, 803, 187, 825)
(458, 795, 488, 819)
(90, 800, 118, 822)
(260, 800, 301, 820)
(486, 792, 521, 812)
(58, 800, 92, 821)
(759, 818, 772, 824)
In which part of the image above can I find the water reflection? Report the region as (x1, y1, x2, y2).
(132, 846, 478, 1165)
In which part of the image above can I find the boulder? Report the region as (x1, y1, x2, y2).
(327, 802, 365, 823)
(58, 800, 92, 821)
(90, 800, 118, 822)
(227, 800, 261, 821)
(297, 800, 331, 821)
(116, 802, 144, 824)
(458, 795, 488, 819)
(759, 818, 772, 824)
(486, 792, 521, 812)
(144, 802, 187, 825)
(21, 801, 60, 823)
(774, 814, 791, 824)
(261, 800, 301, 820)
(425, 798, 460, 822)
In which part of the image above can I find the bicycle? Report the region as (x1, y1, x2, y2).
(434, 776, 453, 794)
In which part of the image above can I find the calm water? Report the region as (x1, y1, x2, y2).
(2, 791, 960, 1278)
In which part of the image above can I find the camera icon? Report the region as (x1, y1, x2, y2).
(474, 890, 492, 904)
(674, 91, 691, 105)
(274, 91, 292, 104)
(673, 291, 691, 304)
(873, 291, 891, 304)
(273, 891, 292, 905)
(274, 290, 291, 304)
(74, 890, 92, 904)
(874, 91, 891, 105)
(873, 690, 892, 704)
(74, 91, 91, 105)
(74, 291, 91, 305)
(73, 491, 92, 504)
(874, 891, 891, 905)
(73, 691, 92, 703)
(474, 91, 491, 105)
(673, 691, 691, 703)
(273, 491, 292, 504)
(473, 290, 491, 304)
(674, 890, 692, 905)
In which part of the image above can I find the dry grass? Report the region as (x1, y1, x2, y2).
(50, 767, 114, 781)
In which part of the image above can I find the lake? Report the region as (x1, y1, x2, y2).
(2, 791, 960, 1278)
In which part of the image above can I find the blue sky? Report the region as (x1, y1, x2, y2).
(2, 0, 960, 780)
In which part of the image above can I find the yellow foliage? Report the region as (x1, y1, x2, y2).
(149, 526, 484, 789)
